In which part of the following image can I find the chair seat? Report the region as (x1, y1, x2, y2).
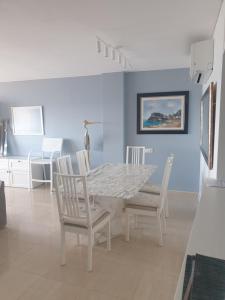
(125, 192, 160, 208)
(30, 158, 53, 164)
(125, 203, 157, 212)
(139, 183, 161, 195)
(63, 205, 110, 229)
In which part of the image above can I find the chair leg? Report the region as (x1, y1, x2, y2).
(87, 232, 93, 272)
(29, 163, 32, 191)
(125, 212, 130, 242)
(77, 234, 80, 246)
(92, 233, 95, 247)
(162, 210, 166, 234)
(60, 226, 66, 265)
(157, 214, 163, 246)
(165, 196, 169, 218)
(107, 220, 111, 251)
(50, 163, 53, 193)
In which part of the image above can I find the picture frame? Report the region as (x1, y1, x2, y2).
(200, 82, 216, 170)
(11, 106, 44, 136)
(137, 91, 189, 134)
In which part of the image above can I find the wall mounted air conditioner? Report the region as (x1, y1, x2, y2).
(190, 39, 214, 84)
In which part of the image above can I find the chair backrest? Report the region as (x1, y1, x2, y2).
(126, 146, 146, 165)
(57, 155, 73, 175)
(42, 138, 63, 154)
(55, 173, 92, 227)
(159, 154, 174, 212)
(76, 150, 90, 175)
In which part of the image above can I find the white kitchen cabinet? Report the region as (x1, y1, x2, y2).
(0, 157, 42, 188)
(0, 159, 11, 186)
(0, 169, 11, 186)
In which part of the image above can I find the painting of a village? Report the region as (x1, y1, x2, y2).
(142, 97, 184, 131)
(137, 92, 188, 134)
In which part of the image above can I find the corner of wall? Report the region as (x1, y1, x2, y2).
(102, 72, 125, 163)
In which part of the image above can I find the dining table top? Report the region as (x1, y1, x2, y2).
(84, 163, 157, 199)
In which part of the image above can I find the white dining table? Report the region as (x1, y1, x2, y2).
(86, 163, 157, 199)
(85, 163, 157, 237)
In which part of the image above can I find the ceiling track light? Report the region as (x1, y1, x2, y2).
(104, 45, 109, 58)
(118, 53, 122, 65)
(123, 58, 127, 69)
(96, 39, 101, 53)
(112, 48, 116, 61)
(96, 36, 132, 70)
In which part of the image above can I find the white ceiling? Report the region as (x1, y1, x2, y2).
(0, 0, 223, 82)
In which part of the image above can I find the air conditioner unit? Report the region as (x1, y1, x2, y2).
(190, 39, 214, 84)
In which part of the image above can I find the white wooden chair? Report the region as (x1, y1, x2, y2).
(140, 154, 174, 217)
(57, 155, 82, 245)
(57, 155, 73, 175)
(55, 173, 111, 271)
(76, 149, 90, 175)
(28, 138, 63, 192)
(126, 146, 153, 165)
(124, 155, 174, 246)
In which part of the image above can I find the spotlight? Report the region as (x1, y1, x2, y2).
(112, 48, 116, 60)
(96, 38, 101, 53)
(123, 58, 127, 69)
(104, 44, 109, 58)
(118, 53, 122, 64)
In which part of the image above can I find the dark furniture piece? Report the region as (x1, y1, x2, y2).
(0, 181, 6, 228)
(183, 254, 225, 300)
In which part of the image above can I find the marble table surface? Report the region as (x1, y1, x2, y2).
(85, 163, 157, 199)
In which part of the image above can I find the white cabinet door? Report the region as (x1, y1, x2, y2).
(0, 159, 9, 169)
(0, 170, 11, 186)
(10, 159, 29, 172)
(10, 171, 29, 188)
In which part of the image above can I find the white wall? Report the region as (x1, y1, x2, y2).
(200, 0, 225, 189)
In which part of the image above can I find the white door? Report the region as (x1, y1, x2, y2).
(10, 171, 29, 188)
(9, 159, 29, 188)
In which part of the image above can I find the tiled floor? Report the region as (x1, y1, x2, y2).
(0, 186, 197, 300)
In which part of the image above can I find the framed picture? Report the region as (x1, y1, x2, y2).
(200, 82, 216, 169)
(137, 91, 189, 134)
(11, 106, 44, 135)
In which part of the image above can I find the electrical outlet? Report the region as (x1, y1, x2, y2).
(145, 148, 153, 154)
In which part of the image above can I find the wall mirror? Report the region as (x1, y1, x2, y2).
(200, 82, 216, 169)
(11, 106, 44, 135)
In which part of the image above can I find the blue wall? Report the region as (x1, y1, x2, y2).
(103, 72, 124, 163)
(0, 68, 201, 191)
(0, 75, 104, 167)
(0, 72, 125, 170)
(124, 69, 202, 192)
